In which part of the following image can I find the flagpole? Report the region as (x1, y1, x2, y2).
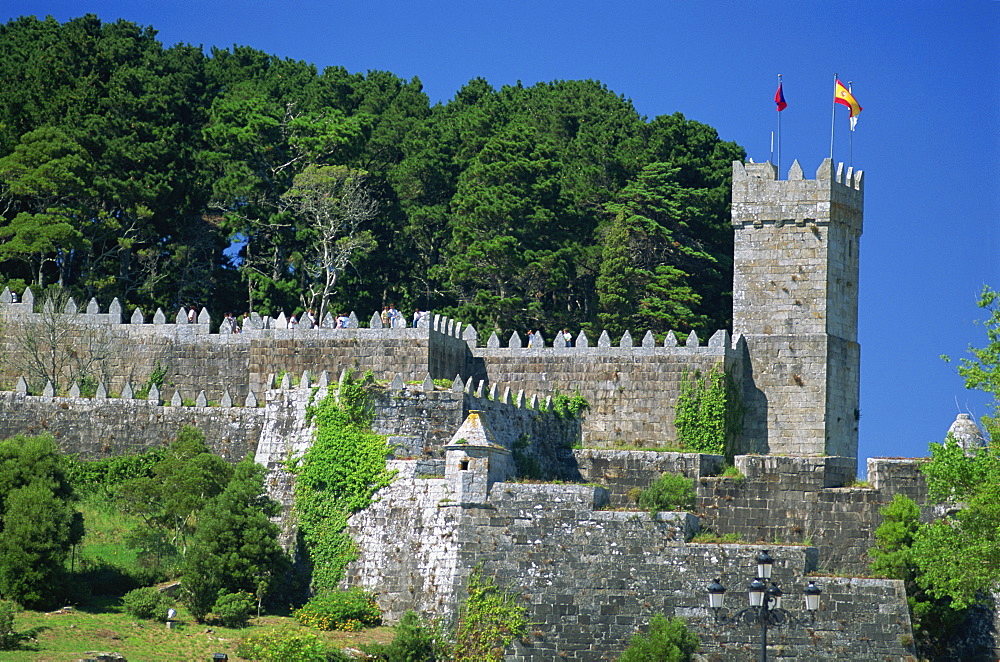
(848, 81, 854, 168)
(829, 73, 837, 160)
(770, 131, 774, 166)
(776, 73, 782, 178)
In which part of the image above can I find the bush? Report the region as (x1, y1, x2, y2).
(236, 627, 328, 661)
(294, 588, 381, 631)
(121, 586, 170, 621)
(618, 615, 699, 662)
(638, 472, 697, 514)
(362, 610, 449, 661)
(0, 600, 45, 650)
(214, 591, 255, 628)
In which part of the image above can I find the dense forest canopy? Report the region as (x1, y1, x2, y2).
(0, 14, 744, 338)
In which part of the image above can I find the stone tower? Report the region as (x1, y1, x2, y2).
(731, 159, 863, 465)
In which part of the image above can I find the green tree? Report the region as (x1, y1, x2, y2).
(0, 435, 81, 608)
(279, 165, 378, 320)
(869, 494, 964, 658)
(598, 163, 726, 337)
(0, 127, 90, 288)
(117, 426, 233, 559)
(181, 456, 288, 622)
(913, 286, 1000, 609)
(943, 285, 1000, 441)
(618, 615, 699, 662)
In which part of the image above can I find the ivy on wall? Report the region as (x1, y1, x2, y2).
(674, 365, 742, 456)
(454, 567, 528, 662)
(291, 371, 396, 592)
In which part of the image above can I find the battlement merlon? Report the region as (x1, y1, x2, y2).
(731, 159, 864, 235)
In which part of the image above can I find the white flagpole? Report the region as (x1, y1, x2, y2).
(829, 73, 837, 160)
(848, 81, 855, 168)
(776, 73, 782, 178)
(770, 131, 774, 166)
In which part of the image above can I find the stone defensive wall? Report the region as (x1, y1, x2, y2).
(0, 288, 752, 451)
(470, 328, 748, 450)
(345, 461, 914, 661)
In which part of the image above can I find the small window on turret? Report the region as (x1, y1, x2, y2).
(459, 459, 469, 471)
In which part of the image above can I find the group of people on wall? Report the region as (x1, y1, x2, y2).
(203, 305, 432, 333)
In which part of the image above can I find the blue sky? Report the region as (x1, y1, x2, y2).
(6, 1, 999, 469)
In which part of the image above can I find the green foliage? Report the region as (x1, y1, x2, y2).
(674, 366, 741, 456)
(908, 435, 1000, 611)
(361, 609, 450, 661)
(116, 426, 233, 559)
(236, 626, 329, 662)
(638, 472, 697, 514)
(121, 586, 171, 621)
(0, 599, 46, 651)
(294, 587, 381, 632)
(545, 391, 590, 419)
(135, 361, 168, 400)
(453, 568, 527, 662)
(618, 614, 699, 662)
(943, 285, 1000, 441)
(869, 494, 964, 659)
(0, 434, 81, 608)
(213, 591, 255, 629)
(65, 447, 164, 499)
(293, 370, 396, 592)
(718, 464, 744, 480)
(0, 15, 743, 328)
(180, 456, 288, 622)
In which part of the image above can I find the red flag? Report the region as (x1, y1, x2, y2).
(774, 83, 787, 111)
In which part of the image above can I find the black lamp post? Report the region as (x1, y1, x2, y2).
(706, 551, 821, 662)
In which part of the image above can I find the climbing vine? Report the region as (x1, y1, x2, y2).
(291, 370, 396, 592)
(454, 567, 528, 662)
(673, 365, 742, 456)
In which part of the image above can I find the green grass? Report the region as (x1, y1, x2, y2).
(3, 598, 394, 661)
(0, 497, 396, 660)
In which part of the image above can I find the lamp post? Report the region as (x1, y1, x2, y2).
(706, 551, 821, 662)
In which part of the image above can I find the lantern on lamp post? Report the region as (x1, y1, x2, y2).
(705, 551, 821, 662)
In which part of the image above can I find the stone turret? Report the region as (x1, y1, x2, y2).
(948, 413, 986, 453)
(732, 159, 863, 467)
(444, 410, 513, 505)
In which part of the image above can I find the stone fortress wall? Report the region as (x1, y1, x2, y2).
(1, 158, 988, 659)
(0, 288, 745, 451)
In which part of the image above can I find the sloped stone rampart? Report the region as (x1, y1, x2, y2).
(344, 463, 914, 661)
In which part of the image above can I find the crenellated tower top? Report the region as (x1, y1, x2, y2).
(731, 158, 863, 466)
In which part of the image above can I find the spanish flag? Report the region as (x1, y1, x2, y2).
(834, 79, 862, 130)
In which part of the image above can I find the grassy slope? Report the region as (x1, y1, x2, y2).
(0, 498, 397, 660)
(8, 601, 393, 661)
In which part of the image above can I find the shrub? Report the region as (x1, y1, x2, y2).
(214, 591, 255, 628)
(121, 586, 170, 621)
(294, 588, 381, 631)
(618, 615, 699, 662)
(236, 627, 328, 661)
(638, 472, 697, 514)
(0, 600, 45, 650)
(362, 610, 450, 661)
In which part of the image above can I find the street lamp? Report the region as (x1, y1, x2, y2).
(706, 551, 821, 662)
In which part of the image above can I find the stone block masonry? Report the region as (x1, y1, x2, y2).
(473, 329, 748, 451)
(732, 159, 863, 467)
(344, 460, 915, 661)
